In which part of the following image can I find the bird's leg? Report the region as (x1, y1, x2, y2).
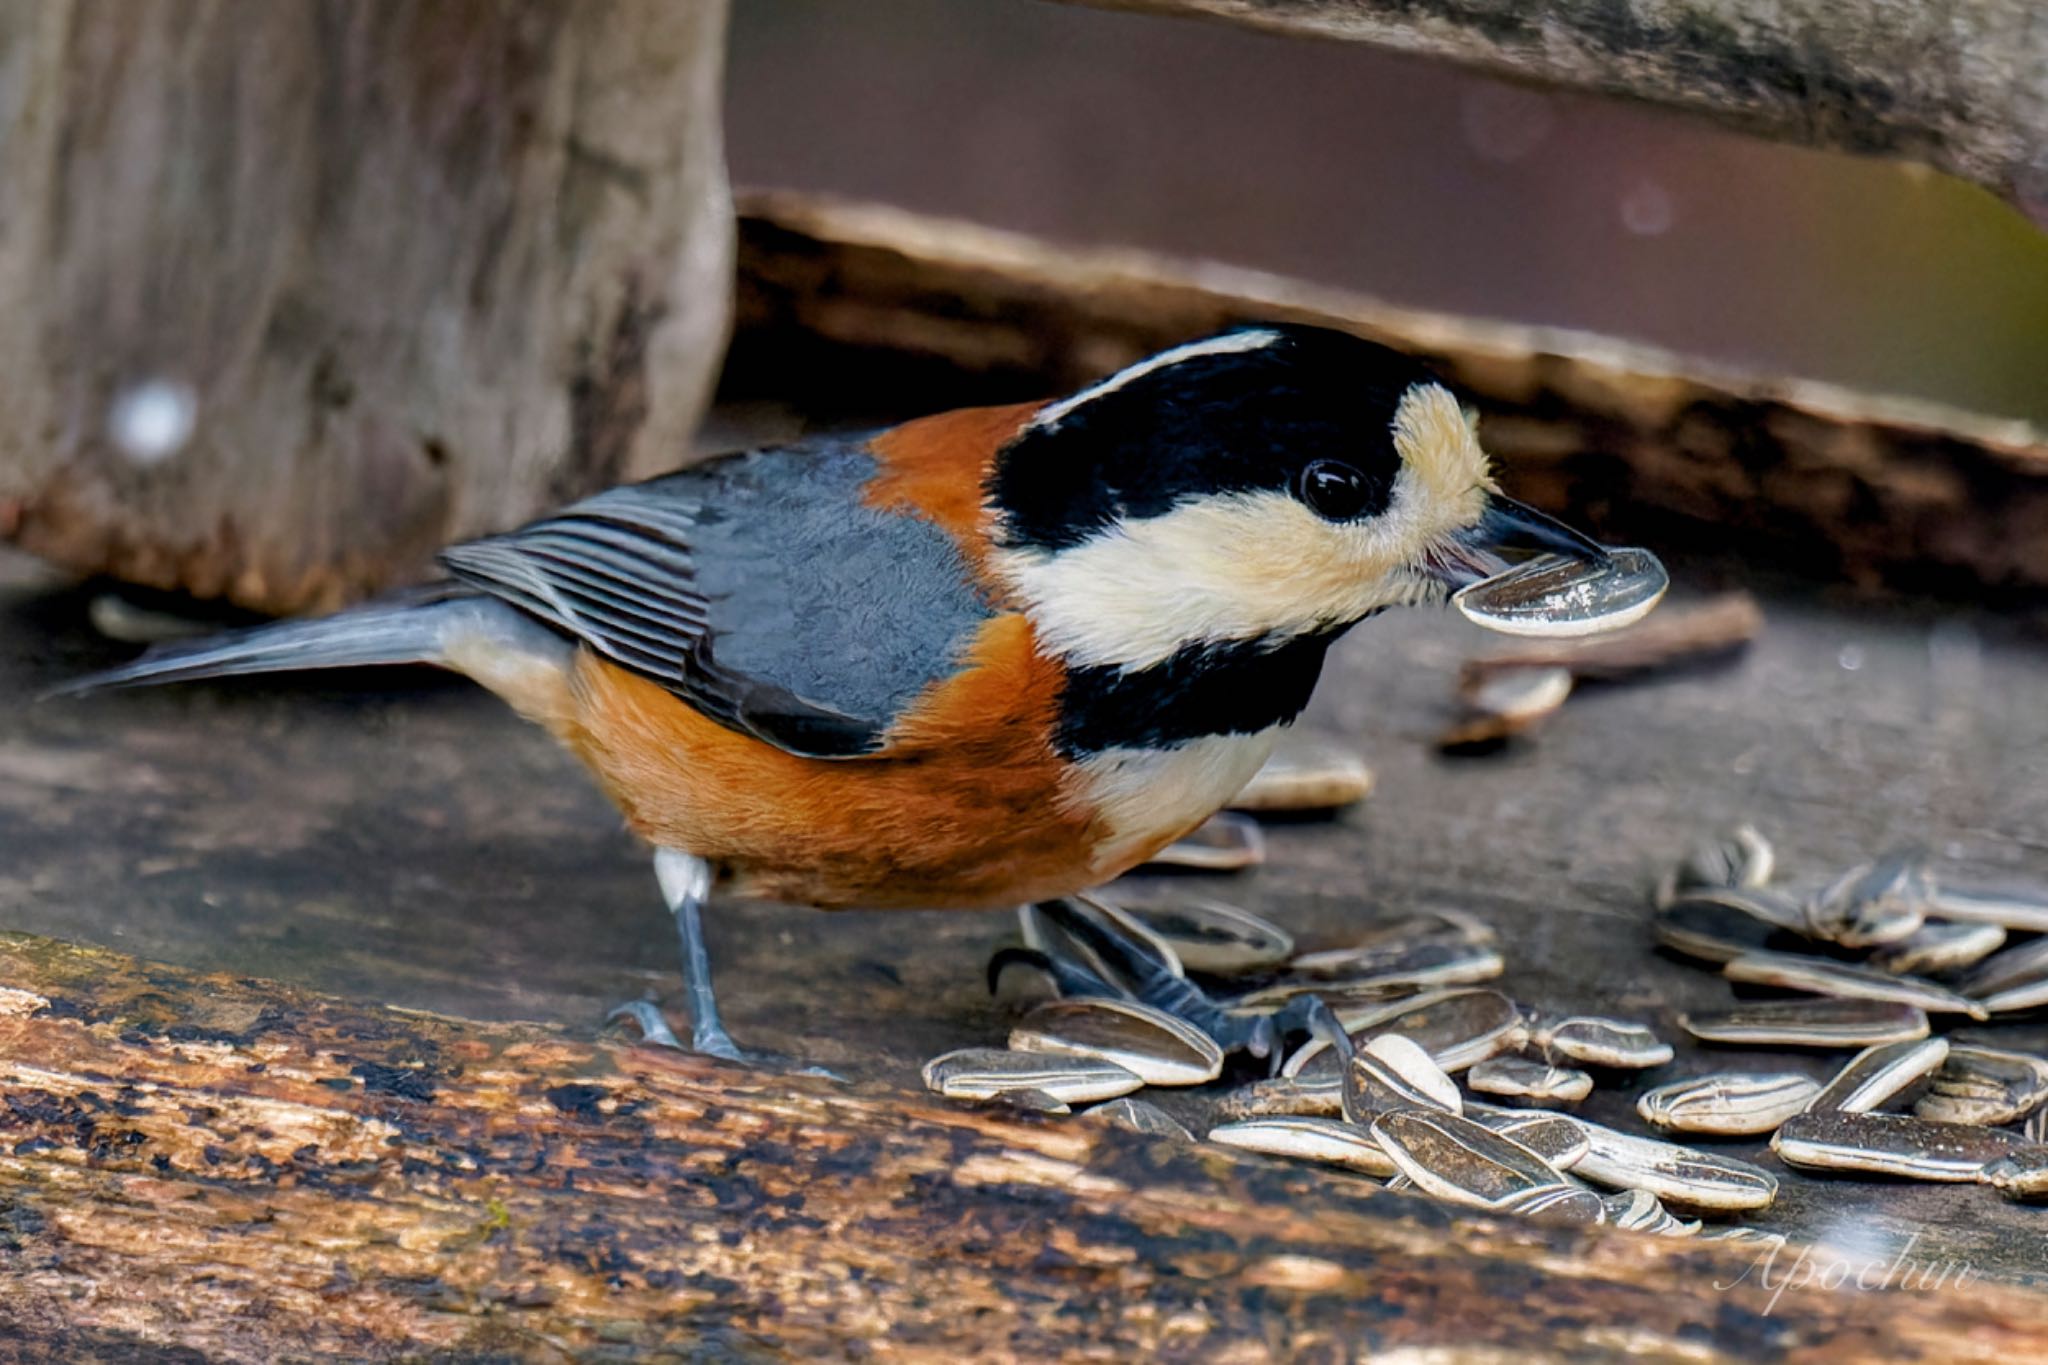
(610, 848, 745, 1060)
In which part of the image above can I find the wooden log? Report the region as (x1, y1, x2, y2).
(0, 0, 732, 615)
(1058, 0, 2048, 224)
(0, 931, 2044, 1359)
(731, 191, 2048, 596)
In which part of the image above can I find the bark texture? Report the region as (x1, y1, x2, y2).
(1065, 0, 2048, 223)
(0, 0, 732, 614)
(1, 932, 2046, 1360)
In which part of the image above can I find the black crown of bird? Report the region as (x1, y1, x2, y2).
(60, 323, 1609, 1059)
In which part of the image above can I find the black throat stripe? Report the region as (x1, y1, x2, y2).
(1054, 627, 1348, 757)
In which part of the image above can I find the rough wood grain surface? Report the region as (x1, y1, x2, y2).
(1059, 0, 2048, 223)
(729, 192, 2048, 598)
(0, 0, 732, 615)
(0, 930, 2046, 1361)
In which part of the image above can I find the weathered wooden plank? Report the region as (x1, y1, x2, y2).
(0, 930, 2043, 1361)
(1055, 0, 2048, 223)
(0, 0, 732, 615)
(730, 191, 2048, 596)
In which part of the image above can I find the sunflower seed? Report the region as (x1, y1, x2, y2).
(1441, 667, 1574, 745)
(1804, 848, 1930, 947)
(1467, 1108, 1590, 1169)
(1679, 999, 1930, 1048)
(1342, 1035, 1463, 1124)
(1229, 748, 1375, 813)
(1697, 1227, 1787, 1252)
(2031, 1107, 2048, 1145)
(1208, 1116, 1398, 1176)
(1923, 881, 2048, 934)
(1466, 1056, 1594, 1105)
(1805, 1038, 1949, 1115)
(1531, 1014, 1674, 1069)
(1216, 1076, 1341, 1120)
(1086, 1097, 1195, 1140)
(1009, 999, 1224, 1086)
(1659, 825, 1777, 906)
(1288, 911, 1498, 977)
(1123, 898, 1294, 975)
(1143, 811, 1267, 871)
(1284, 989, 1526, 1078)
(1452, 546, 1669, 639)
(1369, 1110, 1566, 1211)
(1495, 1182, 1607, 1225)
(922, 1049, 1143, 1105)
(1722, 951, 1988, 1019)
(1911, 1046, 2048, 1126)
(1571, 1121, 1779, 1210)
(1601, 1188, 1701, 1237)
(1772, 1111, 2021, 1181)
(1956, 937, 2048, 1004)
(1983, 1147, 2048, 1200)
(1636, 1073, 1822, 1135)
(1868, 921, 2007, 976)
(1654, 894, 1793, 963)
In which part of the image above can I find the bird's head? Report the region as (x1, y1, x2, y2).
(986, 323, 1605, 672)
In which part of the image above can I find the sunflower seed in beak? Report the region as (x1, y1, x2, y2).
(1229, 747, 1375, 813)
(1635, 1072, 1821, 1135)
(1368, 1110, 1566, 1211)
(1804, 1038, 1950, 1115)
(1911, 1046, 2048, 1126)
(1678, 999, 1930, 1048)
(1466, 1056, 1594, 1105)
(1207, 1116, 1399, 1176)
(1570, 1122, 1779, 1211)
(922, 1048, 1144, 1105)
(1722, 951, 1988, 1019)
(1122, 898, 1294, 975)
(1452, 546, 1669, 639)
(1772, 1112, 2021, 1181)
(1531, 1014, 1674, 1069)
(1009, 999, 1224, 1086)
(1868, 921, 2008, 977)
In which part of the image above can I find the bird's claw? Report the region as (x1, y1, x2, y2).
(606, 1000, 685, 1050)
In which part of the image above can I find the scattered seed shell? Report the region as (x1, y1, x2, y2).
(1722, 950, 1988, 1019)
(1804, 849, 1930, 948)
(922, 1049, 1143, 1106)
(1288, 911, 1498, 978)
(1532, 1014, 1674, 1069)
(1215, 1076, 1341, 1120)
(1369, 1110, 1566, 1211)
(1868, 921, 2007, 977)
(1912, 1046, 2048, 1126)
(1466, 1056, 1594, 1105)
(1229, 748, 1375, 813)
(1956, 937, 2048, 1003)
(1342, 1035, 1463, 1124)
(1143, 811, 1267, 872)
(1654, 894, 1792, 964)
(1571, 1121, 1779, 1211)
(1983, 1147, 2048, 1201)
(1697, 1227, 1787, 1252)
(1772, 1111, 2021, 1181)
(1804, 1038, 1950, 1116)
(1663, 825, 1777, 905)
(1010, 999, 1224, 1087)
(1086, 1097, 1195, 1140)
(1495, 1182, 1607, 1225)
(1451, 546, 1669, 639)
(1679, 999, 1930, 1049)
(1923, 882, 2048, 934)
(1208, 1117, 1398, 1176)
(1636, 1072, 1822, 1136)
(1285, 989, 1526, 1079)
(1601, 1188, 1700, 1237)
(1468, 1109, 1591, 1169)
(1124, 899, 1294, 975)
(1441, 666, 1574, 747)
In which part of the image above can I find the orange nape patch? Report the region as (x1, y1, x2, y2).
(551, 614, 1121, 910)
(862, 401, 1040, 570)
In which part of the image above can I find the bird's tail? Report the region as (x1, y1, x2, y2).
(48, 587, 502, 698)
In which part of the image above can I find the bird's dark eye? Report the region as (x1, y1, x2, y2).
(1296, 459, 1375, 521)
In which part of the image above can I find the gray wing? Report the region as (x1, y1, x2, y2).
(440, 438, 995, 759)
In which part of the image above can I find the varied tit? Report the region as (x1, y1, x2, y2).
(60, 323, 1607, 1060)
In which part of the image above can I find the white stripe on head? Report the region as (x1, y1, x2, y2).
(1028, 329, 1283, 433)
(994, 382, 1496, 672)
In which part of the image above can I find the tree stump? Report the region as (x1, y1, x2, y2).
(0, 0, 732, 614)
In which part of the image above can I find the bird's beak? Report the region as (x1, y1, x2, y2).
(1428, 495, 1612, 588)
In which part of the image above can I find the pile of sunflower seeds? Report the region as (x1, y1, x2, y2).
(923, 890, 1780, 1241)
(1654, 826, 2048, 1198)
(920, 810, 2048, 1238)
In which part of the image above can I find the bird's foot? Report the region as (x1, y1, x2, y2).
(605, 999, 748, 1061)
